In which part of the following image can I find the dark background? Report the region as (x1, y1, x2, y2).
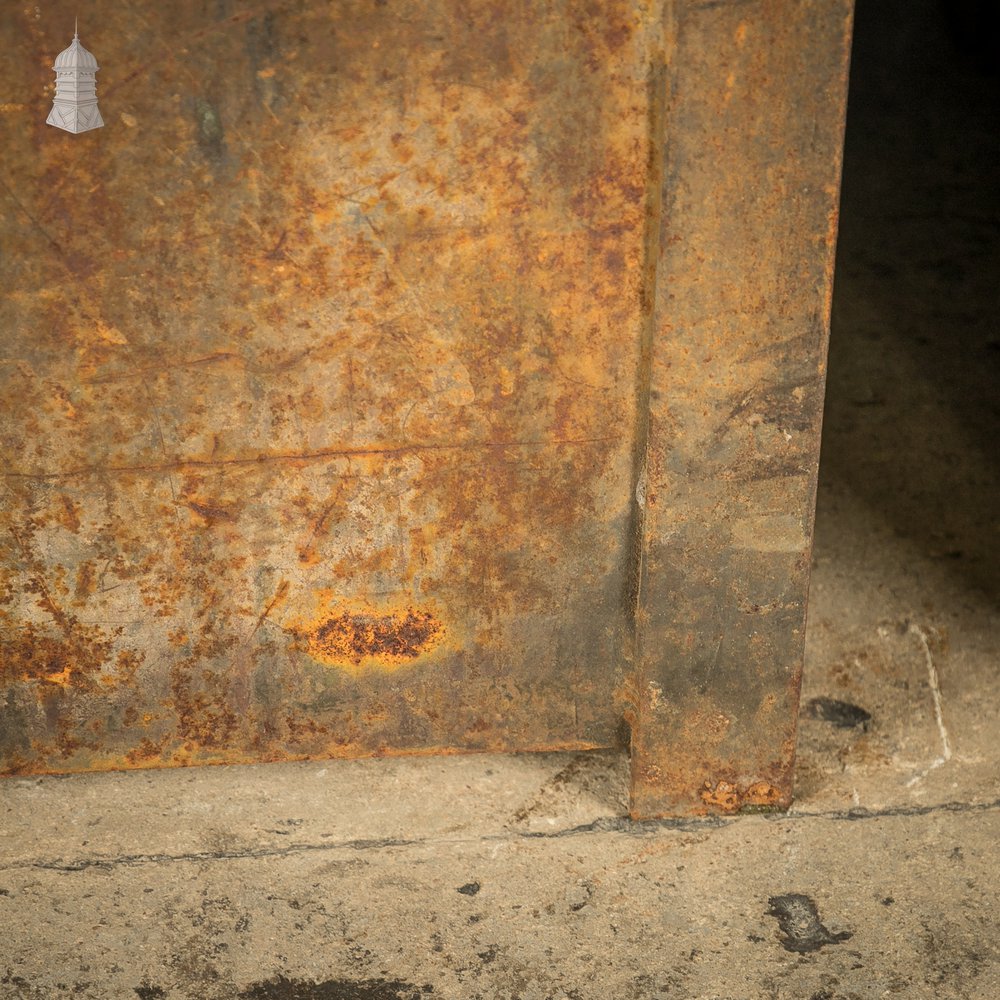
(823, 0, 1000, 604)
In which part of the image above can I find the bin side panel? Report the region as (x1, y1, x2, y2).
(0, 1, 653, 774)
(630, 0, 854, 817)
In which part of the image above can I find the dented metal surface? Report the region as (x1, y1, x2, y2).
(0, 1, 851, 817)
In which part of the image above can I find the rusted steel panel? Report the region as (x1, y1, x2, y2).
(0, 1, 653, 773)
(628, 0, 853, 817)
(1, 0, 852, 818)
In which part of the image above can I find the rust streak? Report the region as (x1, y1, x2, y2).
(297, 481, 350, 565)
(183, 500, 237, 523)
(252, 579, 290, 638)
(3, 436, 617, 481)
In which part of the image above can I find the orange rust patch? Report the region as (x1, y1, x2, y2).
(701, 779, 741, 812)
(700, 779, 784, 813)
(0, 621, 112, 689)
(743, 781, 784, 808)
(304, 607, 444, 669)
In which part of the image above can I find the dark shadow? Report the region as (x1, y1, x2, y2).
(822, 0, 1000, 604)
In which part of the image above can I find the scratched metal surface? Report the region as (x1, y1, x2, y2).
(0, 1, 653, 773)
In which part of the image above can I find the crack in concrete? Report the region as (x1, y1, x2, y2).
(906, 622, 954, 787)
(2, 798, 997, 875)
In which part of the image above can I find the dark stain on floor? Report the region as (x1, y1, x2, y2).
(131, 977, 433, 999)
(456, 881, 481, 896)
(805, 697, 873, 730)
(766, 894, 854, 954)
(237, 976, 434, 999)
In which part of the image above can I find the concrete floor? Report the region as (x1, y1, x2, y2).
(2, 1, 998, 997)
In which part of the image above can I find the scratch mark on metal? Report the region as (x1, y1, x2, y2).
(0, 177, 64, 254)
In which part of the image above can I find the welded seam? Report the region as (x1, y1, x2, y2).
(624, 45, 668, 636)
(619, 14, 671, 751)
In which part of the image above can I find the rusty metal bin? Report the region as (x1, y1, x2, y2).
(0, 1, 852, 817)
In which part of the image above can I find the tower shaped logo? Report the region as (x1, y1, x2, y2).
(46, 21, 105, 134)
